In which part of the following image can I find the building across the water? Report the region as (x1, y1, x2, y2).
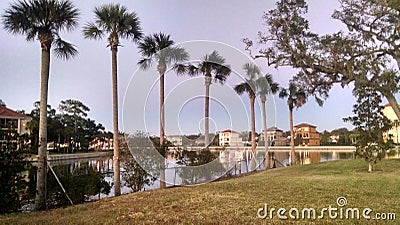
(259, 126, 287, 146)
(294, 123, 320, 146)
(0, 105, 31, 135)
(382, 103, 400, 143)
(219, 129, 243, 147)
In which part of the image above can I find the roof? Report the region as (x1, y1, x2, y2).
(266, 126, 283, 132)
(220, 129, 239, 134)
(294, 123, 317, 128)
(0, 105, 31, 119)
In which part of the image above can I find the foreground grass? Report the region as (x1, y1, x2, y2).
(1, 159, 400, 224)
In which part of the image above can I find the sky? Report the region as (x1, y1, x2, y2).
(0, 0, 361, 135)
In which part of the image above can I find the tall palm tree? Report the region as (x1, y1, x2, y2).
(177, 51, 231, 148)
(2, 0, 79, 211)
(257, 74, 279, 169)
(83, 3, 142, 196)
(137, 32, 188, 189)
(279, 82, 307, 165)
(234, 63, 261, 171)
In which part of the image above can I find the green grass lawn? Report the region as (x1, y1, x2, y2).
(1, 158, 399, 224)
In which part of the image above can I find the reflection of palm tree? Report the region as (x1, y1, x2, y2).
(83, 3, 143, 196)
(257, 74, 279, 168)
(177, 51, 231, 148)
(138, 33, 188, 189)
(235, 63, 260, 171)
(279, 82, 307, 165)
(3, 0, 79, 210)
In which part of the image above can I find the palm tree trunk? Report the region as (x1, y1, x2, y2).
(250, 95, 257, 171)
(34, 47, 50, 211)
(111, 46, 121, 196)
(289, 108, 295, 165)
(159, 67, 166, 189)
(204, 76, 211, 149)
(261, 98, 269, 169)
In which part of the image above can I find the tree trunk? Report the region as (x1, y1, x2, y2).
(204, 75, 211, 149)
(111, 46, 121, 196)
(158, 63, 166, 189)
(289, 108, 295, 165)
(261, 98, 269, 169)
(383, 91, 400, 120)
(250, 95, 257, 171)
(34, 47, 50, 211)
(368, 162, 373, 173)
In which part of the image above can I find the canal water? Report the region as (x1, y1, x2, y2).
(25, 148, 400, 210)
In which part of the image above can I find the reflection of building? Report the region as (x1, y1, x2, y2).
(294, 123, 320, 146)
(167, 135, 183, 147)
(299, 151, 321, 165)
(382, 103, 400, 143)
(260, 127, 287, 146)
(0, 105, 31, 135)
(219, 130, 243, 147)
(89, 137, 113, 151)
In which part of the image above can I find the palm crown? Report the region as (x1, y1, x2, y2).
(279, 82, 307, 111)
(178, 50, 231, 83)
(138, 32, 189, 72)
(2, 0, 79, 58)
(83, 3, 142, 48)
(235, 63, 261, 98)
(257, 74, 280, 100)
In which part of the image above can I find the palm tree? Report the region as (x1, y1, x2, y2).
(83, 3, 142, 196)
(177, 51, 231, 149)
(234, 63, 261, 171)
(257, 74, 279, 169)
(137, 32, 188, 189)
(2, 0, 79, 210)
(278, 82, 307, 165)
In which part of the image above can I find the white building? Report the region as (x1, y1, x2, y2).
(219, 129, 243, 147)
(167, 135, 183, 147)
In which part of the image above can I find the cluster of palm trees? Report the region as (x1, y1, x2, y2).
(2, 0, 310, 211)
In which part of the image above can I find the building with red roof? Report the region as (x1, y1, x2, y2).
(0, 105, 32, 135)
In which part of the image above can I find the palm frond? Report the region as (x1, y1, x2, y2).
(53, 38, 78, 60)
(234, 82, 249, 95)
(82, 22, 104, 40)
(138, 57, 153, 70)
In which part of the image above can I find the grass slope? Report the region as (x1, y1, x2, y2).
(1, 159, 399, 225)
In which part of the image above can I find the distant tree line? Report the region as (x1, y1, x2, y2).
(25, 99, 109, 154)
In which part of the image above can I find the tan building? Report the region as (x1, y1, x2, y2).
(294, 123, 320, 146)
(0, 105, 31, 135)
(219, 129, 243, 147)
(260, 127, 287, 146)
(382, 103, 400, 143)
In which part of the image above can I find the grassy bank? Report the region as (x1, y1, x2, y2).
(1, 159, 399, 224)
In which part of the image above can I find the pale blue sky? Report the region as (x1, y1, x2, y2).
(0, 0, 361, 135)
